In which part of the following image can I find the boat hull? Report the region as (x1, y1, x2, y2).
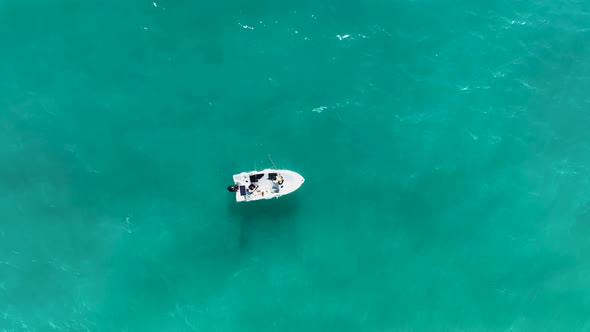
(230, 169, 304, 202)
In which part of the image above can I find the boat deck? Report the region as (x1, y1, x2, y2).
(231, 169, 304, 202)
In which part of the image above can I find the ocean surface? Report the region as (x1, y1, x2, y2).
(1, 0, 590, 331)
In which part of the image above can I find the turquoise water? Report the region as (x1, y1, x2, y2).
(2, 0, 590, 330)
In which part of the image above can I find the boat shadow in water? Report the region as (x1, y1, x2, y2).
(227, 195, 302, 250)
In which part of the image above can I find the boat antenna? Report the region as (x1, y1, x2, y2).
(268, 154, 278, 169)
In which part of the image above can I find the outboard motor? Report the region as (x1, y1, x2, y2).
(227, 185, 239, 192)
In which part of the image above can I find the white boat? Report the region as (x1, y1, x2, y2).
(227, 168, 305, 202)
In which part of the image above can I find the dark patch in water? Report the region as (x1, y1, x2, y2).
(227, 195, 302, 250)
